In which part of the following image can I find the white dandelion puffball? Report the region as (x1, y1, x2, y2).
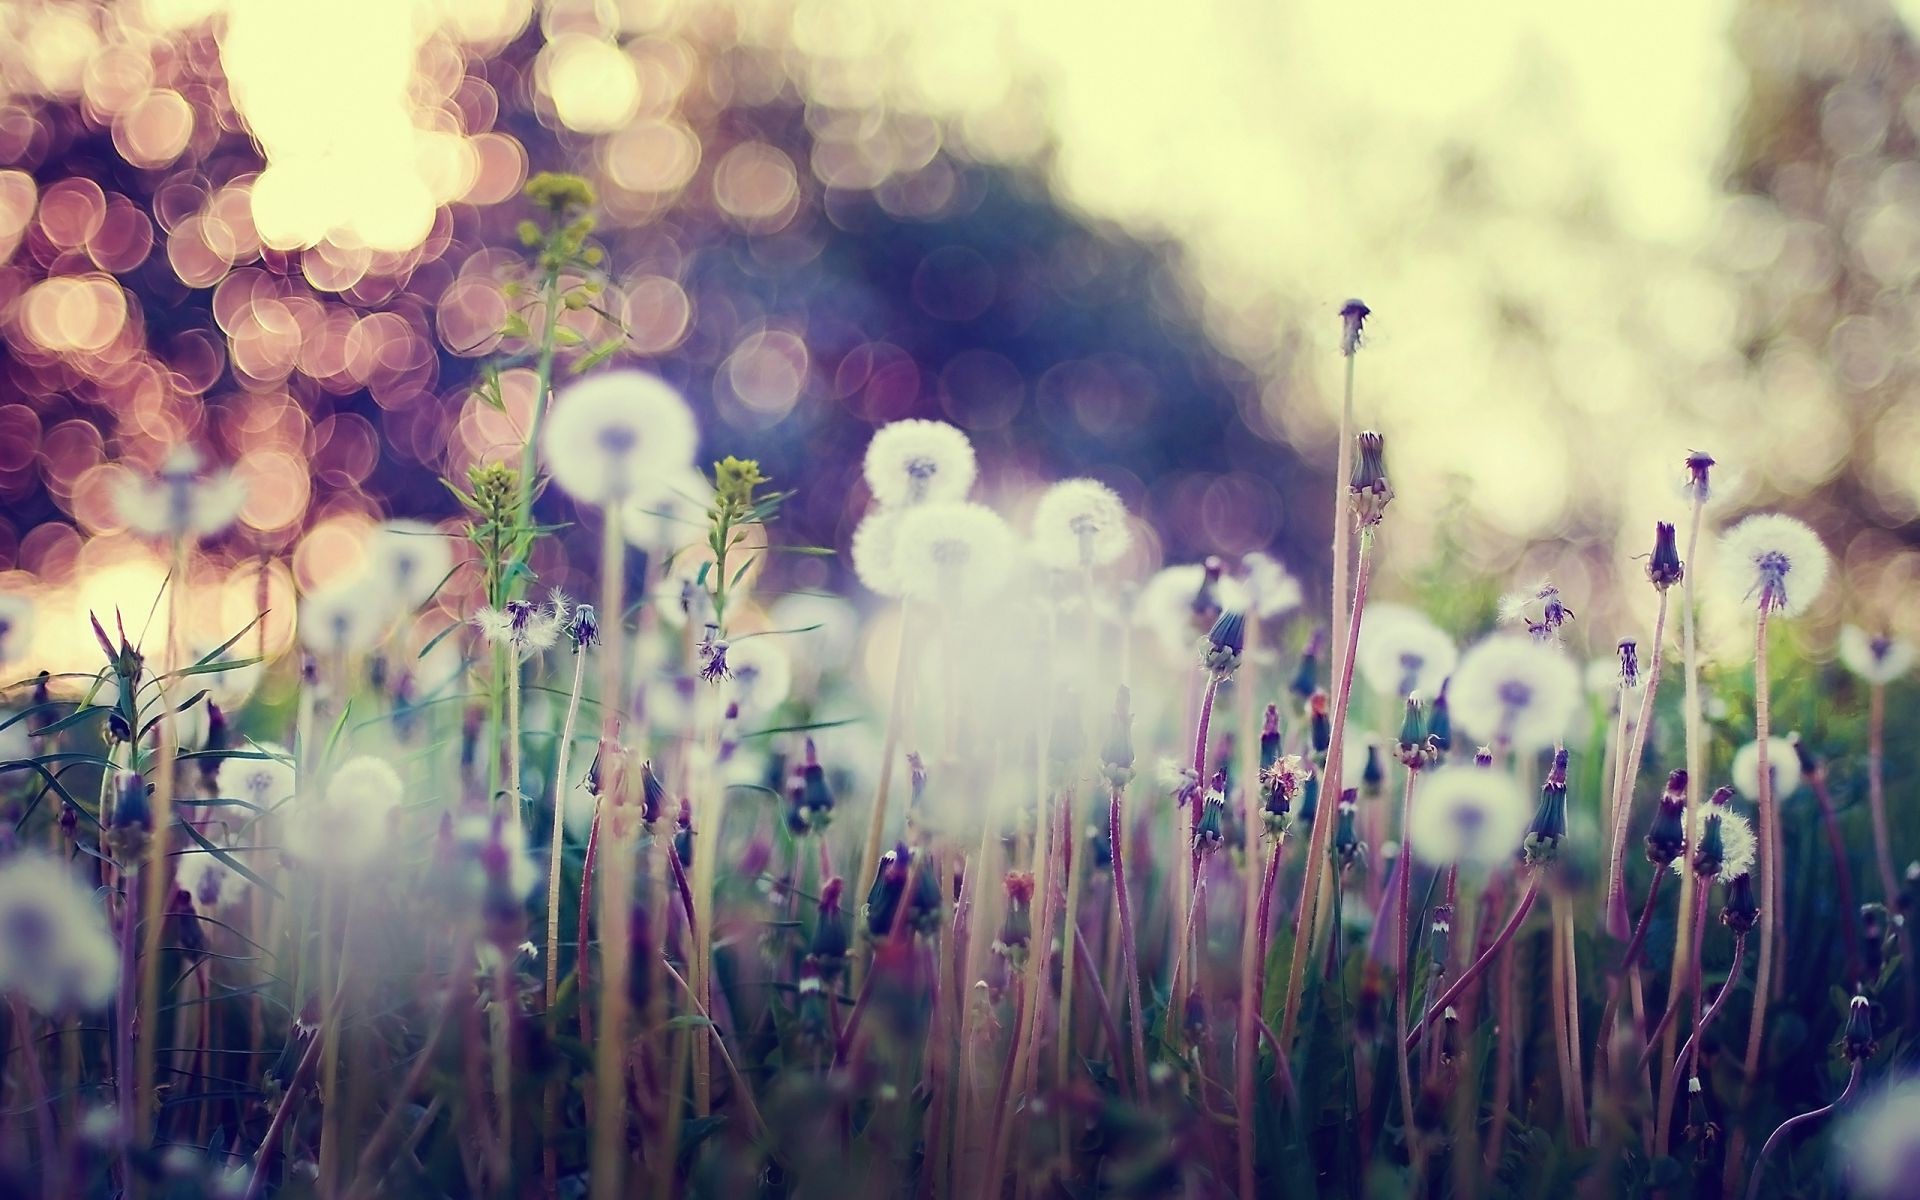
(0, 855, 118, 1012)
(1693, 805, 1757, 882)
(175, 839, 251, 915)
(112, 448, 246, 541)
(454, 810, 540, 901)
(768, 592, 860, 682)
(289, 756, 404, 865)
(299, 577, 399, 658)
(1731, 737, 1802, 800)
(543, 371, 699, 506)
(863, 419, 977, 508)
(886, 502, 1015, 606)
(1356, 604, 1457, 699)
(0, 593, 35, 667)
(1839, 625, 1915, 686)
(215, 743, 296, 810)
(1408, 767, 1531, 871)
(1447, 634, 1581, 752)
(1241, 552, 1303, 620)
(143, 691, 212, 753)
(1836, 1076, 1920, 1200)
(851, 510, 906, 598)
(1134, 564, 1252, 663)
(192, 642, 266, 712)
(621, 468, 713, 553)
(1030, 479, 1131, 570)
(723, 636, 794, 718)
(1718, 513, 1830, 618)
(371, 521, 455, 610)
(0, 712, 27, 762)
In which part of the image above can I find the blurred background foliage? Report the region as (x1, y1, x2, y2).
(0, 0, 1917, 672)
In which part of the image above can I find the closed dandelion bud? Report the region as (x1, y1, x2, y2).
(1309, 690, 1331, 757)
(1645, 770, 1689, 865)
(792, 739, 835, 833)
(1647, 521, 1685, 589)
(1361, 741, 1385, 798)
(1349, 431, 1393, 526)
(639, 759, 665, 827)
(1101, 687, 1135, 786)
(1333, 790, 1362, 868)
(1183, 990, 1207, 1041)
(1860, 903, 1889, 977)
(1844, 994, 1877, 1061)
(1439, 1006, 1461, 1065)
(1692, 809, 1726, 880)
(908, 853, 943, 934)
(1260, 705, 1281, 773)
(1298, 771, 1321, 825)
(1396, 696, 1427, 768)
(865, 844, 910, 937)
(1787, 730, 1820, 781)
(674, 798, 694, 867)
(1262, 754, 1305, 833)
(1290, 629, 1322, 699)
(1204, 611, 1246, 680)
(1523, 748, 1570, 865)
(994, 872, 1035, 965)
(108, 770, 151, 862)
(1194, 774, 1228, 856)
(1684, 449, 1715, 502)
(1428, 906, 1453, 969)
(1339, 298, 1371, 357)
(1721, 872, 1760, 935)
(1429, 683, 1453, 753)
(567, 604, 600, 651)
(809, 878, 850, 980)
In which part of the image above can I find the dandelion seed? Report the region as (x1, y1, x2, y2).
(473, 593, 568, 660)
(1447, 634, 1581, 752)
(1497, 580, 1575, 642)
(0, 593, 34, 667)
(1836, 1076, 1920, 1199)
(887, 501, 1015, 606)
(370, 520, 455, 610)
(1838, 625, 1915, 685)
(862, 419, 977, 508)
(0, 855, 118, 1012)
(1030, 478, 1131, 570)
(1731, 736, 1802, 801)
(1719, 513, 1831, 618)
(1407, 766, 1530, 871)
(113, 447, 246, 541)
(1356, 603, 1457, 699)
(542, 371, 699, 505)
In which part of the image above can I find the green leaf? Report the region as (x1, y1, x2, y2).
(177, 820, 284, 901)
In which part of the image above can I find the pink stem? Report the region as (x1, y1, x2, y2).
(1405, 877, 1539, 1053)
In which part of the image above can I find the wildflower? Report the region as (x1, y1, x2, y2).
(1263, 754, 1309, 833)
(113, 447, 246, 541)
(1647, 521, 1685, 589)
(620, 468, 713, 553)
(1407, 766, 1530, 870)
(696, 623, 730, 683)
(1240, 552, 1303, 619)
(1643, 770, 1690, 865)
(1204, 610, 1246, 679)
(1498, 581, 1575, 642)
(0, 593, 34, 667)
(1691, 790, 1757, 882)
(886, 502, 1016, 606)
(1835, 1075, 1920, 1199)
(723, 635, 793, 717)
(1447, 634, 1581, 752)
(541, 371, 699, 505)
(1030, 478, 1131, 570)
(1349, 431, 1393, 526)
(215, 744, 296, 810)
(1838, 625, 1915, 685)
(287, 755, 404, 866)
(1731, 736, 1802, 801)
(300, 578, 399, 658)
(1338, 298, 1370, 356)
(566, 603, 600, 651)
(1356, 603, 1457, 699)
(1719, 513, 1831, 618)
(0, 855, 118, 1012)
(862, 419, 977, 508)
(473, 591, 568, 660)
(1523, 748, 1571, 866)
(370, 520, 454, 610)
(524, 170, 597, 213)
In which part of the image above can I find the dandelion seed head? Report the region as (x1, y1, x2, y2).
(1839, 625, 1915, 686)
(453, 809, 540, 901)
(0, 593, 35, 668)
(1356, 603, 1457, 699)
(215, 743, 296, 810)
(299, 578, 399, 658)
(0, 855, 118, 1012)
(619, 468, 713, 553)
(1719, 513, 1830, 618)
(288, 755, 404, 866)
(370, 521, 455, 610)
(1134, 564, 1252, 664)
(175, 836, 252, 914)
(1835, 1076, 1920, 1199)
(1407, 767, 1530, 871)
(543, 371, 699, 506)
(887, 502, 1015, 606)
(1447, 634, 1581, 753)
(193, 641, 266, 712)
(851, 509, 906, 598)
(1731, 736, 1803, 801)
(862, 419, 977, 508)
(723, 636, 794, 718)
(1693, 805, 1757, 882)
(1241, 552, 1303, 620)
(113, 447, 246, 541)
(1030, 478, 1131, 570)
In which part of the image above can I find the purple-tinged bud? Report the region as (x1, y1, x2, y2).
(1339, 298, 1371, 357)
(994, 872, 1035, 965)
(1721, 872, 1760, 935)
(1349, 432, 1393, 526)
(1204, 611, 1246, 679)
(638, 757, 664, 826)
(1843, 994, 1877, 1061)
(1647, 522, 1684, 590)
(1524, 748, 1570, 865)
(566, 603, 600, 651)
(1290, 629, 1323, 699)
(1617, 639, 1640, 691)
(1309, 691, 1331, 756)
(809, 877, 850, 979)
(1645, 770, 1689, 865)
(1683, 450, 1715, 502)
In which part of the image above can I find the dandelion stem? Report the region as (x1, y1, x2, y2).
(1552, 890, 1589, 1145)
(137, 537, 188, 1143)
(589, 505, 630, 1200)
(1741, 606, 1775, 1110)
(1662, 932, 1747, 1139)
(1406, 876, 1539, 1053)
(854, 605, 914, 990)
(1604, 591, 1669, 940)
(242, 1026, 323, 1200)
(1661, 489, 1707, 1109)
(1393, 769, 1421, 1161)
(1234, 619, 1264, 1200)
(1744, 1057, 1862, 1200)
(541, 645, 589, 1197)
(1108, 781, 1148, 1098)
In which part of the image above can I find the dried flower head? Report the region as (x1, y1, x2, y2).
(862, 419, 977, 508)
(886, 501, 1015, 606)
(1408, 766, 1530, 871)
(0, 855, 118, 1012)
(1683, 450, 1715, 502)
(1719, 513, 1830, 618)
(1731, 736, 1802, 801)
(542, 371, 698, 505)
(1030, 478, 1131, 570)
(1356, 603, 1457, 699)
(1497, 581, 1575, 642)
(1647, 521, 1684, 589)
(113, 447, 246, 541)
(1339, 299, 1370, 356)
(1839, 625, 1915, 686)
(1447, 634, 1581, 753)
(473, 591, 569, 661)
